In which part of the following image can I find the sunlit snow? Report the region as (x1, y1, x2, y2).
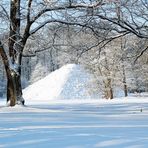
(0, 64, 148, 147)
(1, 97, 148, 148)
(23, 64, 93, 100)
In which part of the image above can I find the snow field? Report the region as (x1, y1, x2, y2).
(1, 97, 148, 147)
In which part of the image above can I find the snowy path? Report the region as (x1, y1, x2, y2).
(0, 99, 148, 148)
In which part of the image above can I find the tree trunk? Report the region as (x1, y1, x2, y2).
(104, 78, 113, 99)
(105, 87, 113, 100)
(122, 64, 128, 97)
(7, 76, 16, 106)
(0, 41, 24, 106)
(7, 71, 24, 106)
(123, 83, 128, 97)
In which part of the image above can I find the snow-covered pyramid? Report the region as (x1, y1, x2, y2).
(23, 64, 93, 100)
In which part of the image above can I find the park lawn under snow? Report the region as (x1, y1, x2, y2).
(1, 64, 148, 147)
(1, 96, 148, 148)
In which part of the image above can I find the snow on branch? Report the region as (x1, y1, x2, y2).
(77, 31, 130, 59)
(0, 41, 20, 74)
(0, 41, 10, 68)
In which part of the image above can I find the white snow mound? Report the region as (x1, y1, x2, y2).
(23, 64, 93, 100)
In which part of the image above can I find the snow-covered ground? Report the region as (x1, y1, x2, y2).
(1, 96, 148, 148)
(1, 64, 148, 147)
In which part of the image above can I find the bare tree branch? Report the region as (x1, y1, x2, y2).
(0, 4, 9, 20)
(96, 14, 148, 39)
(76, 31, 130, 61)
(22, 44, 72, 57)
(134, 46, 148, 63)
(30, 1, 104, 24)
(27, 0, 33, 23)
(29, 19, 97, 36)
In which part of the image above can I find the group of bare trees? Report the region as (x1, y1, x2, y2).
(0, 0, 147, 106)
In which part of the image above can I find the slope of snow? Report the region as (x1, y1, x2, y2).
(59, 64, 92, 99)
(23, 64, 93, 101)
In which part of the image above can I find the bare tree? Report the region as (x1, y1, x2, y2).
(0, 0, 105, 106)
